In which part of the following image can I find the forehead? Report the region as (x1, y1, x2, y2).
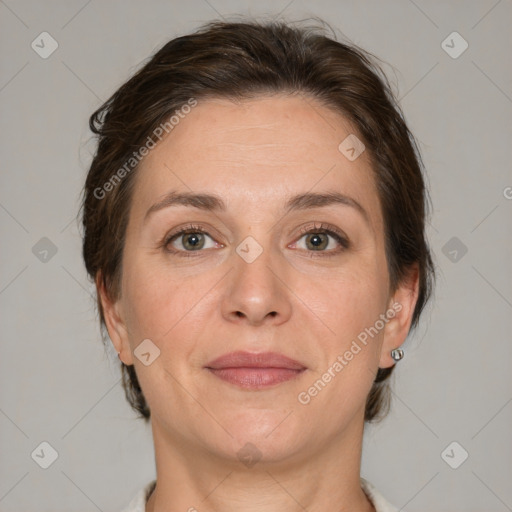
(132, 94, 383, 232)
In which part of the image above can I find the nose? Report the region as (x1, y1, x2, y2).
(220, 240, 292, 327)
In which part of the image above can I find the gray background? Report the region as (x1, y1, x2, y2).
(1, 1, 511, 511)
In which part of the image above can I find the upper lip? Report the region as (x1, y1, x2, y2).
(205, 351, 306, 370)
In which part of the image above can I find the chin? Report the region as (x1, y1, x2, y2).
(207, 410, 310, 465)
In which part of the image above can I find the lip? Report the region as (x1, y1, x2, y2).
(206, 351, 306, 370)
(205, 351, 307, 389)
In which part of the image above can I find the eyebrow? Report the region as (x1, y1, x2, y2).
(144, 190, 370, 227)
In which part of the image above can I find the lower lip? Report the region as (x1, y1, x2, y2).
(207, 367, 305, 389)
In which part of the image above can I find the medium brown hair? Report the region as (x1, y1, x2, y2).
(81, 19, 435, 423)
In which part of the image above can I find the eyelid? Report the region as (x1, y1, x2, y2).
(164, 223, 209, 241)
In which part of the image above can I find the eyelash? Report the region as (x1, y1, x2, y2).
(161, 222, 349, 258)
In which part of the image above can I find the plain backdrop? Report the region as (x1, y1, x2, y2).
(1, 1, 511, 511)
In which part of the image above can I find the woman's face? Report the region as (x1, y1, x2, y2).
(103, 94, 417, 465)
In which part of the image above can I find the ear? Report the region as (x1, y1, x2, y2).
(379, 263, 420, 368)
(96, 273, 134, 365)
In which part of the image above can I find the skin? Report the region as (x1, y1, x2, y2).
(99, 93, 419, 512)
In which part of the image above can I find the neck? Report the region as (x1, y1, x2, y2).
(145, 412, 375, 512)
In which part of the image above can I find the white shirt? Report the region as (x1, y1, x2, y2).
(120, 477, 399, 512)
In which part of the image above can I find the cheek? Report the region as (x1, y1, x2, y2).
(297, 265, 387, 343)
(294, 273, 385, 416)
(120, 254, 218, 352)
(123, 274, 171, 339)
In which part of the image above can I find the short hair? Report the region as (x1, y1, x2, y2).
(81, 19, 436, 423)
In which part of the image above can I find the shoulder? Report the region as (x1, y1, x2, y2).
(120, 480, 156, 512)
(360, 477, 400, 512)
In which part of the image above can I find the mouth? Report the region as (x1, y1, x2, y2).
(205, 351, 307, 389)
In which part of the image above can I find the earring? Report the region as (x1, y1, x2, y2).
(390, 348, 404, 362)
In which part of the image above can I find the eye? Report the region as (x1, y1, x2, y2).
(164, 225, 220, 255)
(292, 223, 349, 256)
(297, 232, 335, 251)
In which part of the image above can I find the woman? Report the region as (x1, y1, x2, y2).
(81, 19, 435, 512)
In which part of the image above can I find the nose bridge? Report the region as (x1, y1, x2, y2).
(221, 231, 291, 325)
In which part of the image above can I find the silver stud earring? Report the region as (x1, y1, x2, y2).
(390, 348, 404, 362)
